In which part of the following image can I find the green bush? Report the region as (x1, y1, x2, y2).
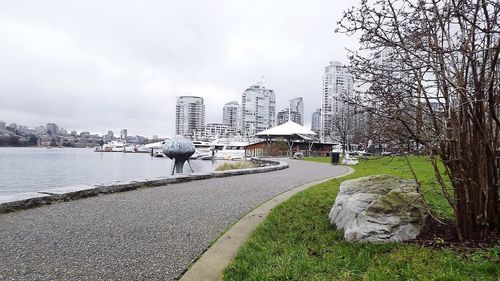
(215, 161, 256, 171)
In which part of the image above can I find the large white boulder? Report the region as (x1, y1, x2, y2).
(329, 175, 428, 243)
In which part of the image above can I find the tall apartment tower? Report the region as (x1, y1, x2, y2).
(289, 97, 304, 125)
(311, 108, 321, 134)
(276, 109, 289, 126)
(321, 61, 354, 142)
(241, 82, 276, 136)
(120, 129, 128, 140)
(222, 101, 241, 133)
(277, 108, 302, 126)
(175, 96, 205, 139)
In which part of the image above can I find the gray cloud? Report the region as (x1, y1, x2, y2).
(0, 0, 358, 137)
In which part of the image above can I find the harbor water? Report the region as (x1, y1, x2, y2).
(0, 147, 227, 196)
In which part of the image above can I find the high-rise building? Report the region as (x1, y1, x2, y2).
(71, 130, 78, 137)
(311, 108, 321, 134)
(103, 134, 111, 143)
(289, 97, 304, 125)
(321, 61, 354, 142)
(102, 130, 114, 143)
(241, 82, 276, 136)
(222, 101, 240, 132)
(276, 108, 301, 126)
(120, 129, 128, 140)
(277, 109, 289, 126)
(46, 123, 59, 136)
(175, 96, 205, 138)
(196, 123, 236, 139)
(0, 121, 5, 130)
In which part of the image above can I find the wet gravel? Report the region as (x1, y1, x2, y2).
(0, 159, 348, 280)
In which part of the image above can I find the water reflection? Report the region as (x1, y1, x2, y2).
(0, 147, 227, 195)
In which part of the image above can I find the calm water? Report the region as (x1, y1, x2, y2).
(0, 147, 226, 196)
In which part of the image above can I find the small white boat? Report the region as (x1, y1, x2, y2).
(99, 140, 128, 152)
(125, 145, 136, 152)
(111, 145, 126, 152)
(191, 141, 213, 159)
(214, 142, 248, 160)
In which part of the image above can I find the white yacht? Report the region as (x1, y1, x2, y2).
(144, 140, 167, 157)
(214, 141, 248, 160)
(103, 140, 127, 152)
(191, 141, 213, 159)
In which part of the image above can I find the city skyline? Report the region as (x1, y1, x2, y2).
(0, 1, 358, 138)
(2, 60, 350, 141)
(2, 58, 353, 141)
(0, 119, 148, 140)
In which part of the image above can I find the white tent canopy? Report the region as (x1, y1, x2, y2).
(254, 120, 317, 139)
(254, 120, 318, 155)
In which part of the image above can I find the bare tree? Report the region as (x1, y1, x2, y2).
(338, 0, 499, 240)
(333, 104, 353, 155)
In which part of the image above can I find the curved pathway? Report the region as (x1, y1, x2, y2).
(0, 159, 348, 280)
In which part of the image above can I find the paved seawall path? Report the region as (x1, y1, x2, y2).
(0, 159, 348, 280)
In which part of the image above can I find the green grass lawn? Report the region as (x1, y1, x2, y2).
(223, 156, 499, 281)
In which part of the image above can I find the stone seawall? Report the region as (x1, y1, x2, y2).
(0, 158, 288, 213)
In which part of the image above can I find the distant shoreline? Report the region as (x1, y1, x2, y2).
(0, 146, 95, 148)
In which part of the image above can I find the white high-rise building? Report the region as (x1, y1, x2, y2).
(311, 108, 321, 134)
(241, 83, 276, 137)
(321, 61, 354, 142)
(222, 101, 240, 133)
(175, 96, 205, 139)
(289, 97, 304, 125)
(196, 123, 236, 139)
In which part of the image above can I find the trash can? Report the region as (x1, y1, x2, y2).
(330, 152, 340, 165)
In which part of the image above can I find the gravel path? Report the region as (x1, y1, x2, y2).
(0, 159, 348, 280)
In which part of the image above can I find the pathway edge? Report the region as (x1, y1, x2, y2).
(179, 165, 355, 281)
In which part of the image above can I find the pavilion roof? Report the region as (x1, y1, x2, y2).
(254, 120, 317, 140)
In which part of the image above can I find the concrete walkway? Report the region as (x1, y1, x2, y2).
(0, 159, 348, 280)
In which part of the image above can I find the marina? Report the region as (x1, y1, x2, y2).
(95, 138, 249, 160)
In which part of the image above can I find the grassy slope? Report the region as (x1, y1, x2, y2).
(223, 156, 499, 281)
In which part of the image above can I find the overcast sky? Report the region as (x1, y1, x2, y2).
(0, 0, 359, 138)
